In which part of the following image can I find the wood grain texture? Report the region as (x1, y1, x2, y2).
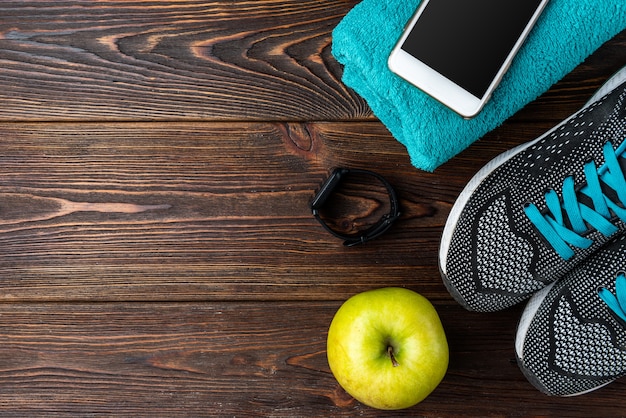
(0, 121, 452, 302)
(1, 1, 622, 123)
(0, 117, 577, 303)
(0, 0, 366, 121)
(0, 302, 623, 417)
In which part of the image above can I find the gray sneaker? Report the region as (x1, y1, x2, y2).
(439, 66, 626, 312)
(515, 234, 626, 396)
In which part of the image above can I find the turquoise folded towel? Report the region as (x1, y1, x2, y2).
(332, 0, 626, 171)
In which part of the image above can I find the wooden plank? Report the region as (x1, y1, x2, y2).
(0, 2, 624, 122)
(0, 301, 623, 416)
(0, 120, 457, 302)
(0, 0, 365, 121)
(0, 67, 624, 303)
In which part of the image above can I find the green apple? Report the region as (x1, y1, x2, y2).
(327, 287, 448, 410)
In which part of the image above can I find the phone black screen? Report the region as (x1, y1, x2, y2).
(401, 0, 544, 98)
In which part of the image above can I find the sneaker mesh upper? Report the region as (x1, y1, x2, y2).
(441, 81, 626, 311)
(517, 234, 626, 396)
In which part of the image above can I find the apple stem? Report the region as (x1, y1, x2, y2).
(387, 345, 399, 367)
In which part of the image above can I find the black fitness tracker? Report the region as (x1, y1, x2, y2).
(310, 168, 401, 246)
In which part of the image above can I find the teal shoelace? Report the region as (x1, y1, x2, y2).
(524, 140, 626, 260)
(599, 272, 626, 323)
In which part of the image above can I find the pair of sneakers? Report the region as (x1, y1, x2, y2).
(439, 65, 626, 396)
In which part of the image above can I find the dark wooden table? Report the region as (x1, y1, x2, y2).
(0, 2, 624, 416)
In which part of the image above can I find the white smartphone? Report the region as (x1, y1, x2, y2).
(388, 0, 549, 118)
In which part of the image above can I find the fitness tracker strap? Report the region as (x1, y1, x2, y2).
(310, 168, 401, 246)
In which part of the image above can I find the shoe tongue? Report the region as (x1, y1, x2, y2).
(611, 145, 626, 205)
